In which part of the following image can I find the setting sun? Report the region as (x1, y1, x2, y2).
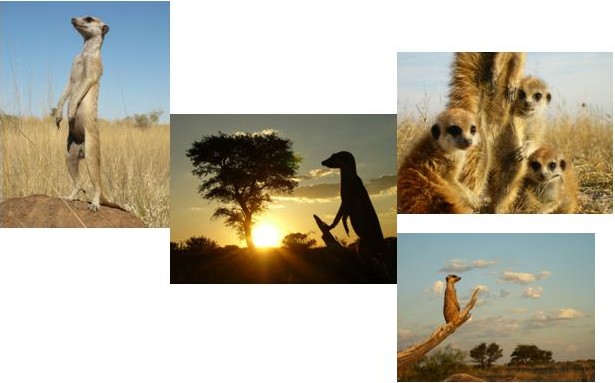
(252, 222, 283, 248)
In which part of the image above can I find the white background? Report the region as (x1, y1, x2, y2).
(1, 0, 613, 382)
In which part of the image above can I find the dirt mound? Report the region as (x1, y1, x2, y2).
(1, 195, 146, 228)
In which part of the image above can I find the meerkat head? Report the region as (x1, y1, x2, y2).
(322, 151, 356, 171)
(446, 274, 461, 284)
(71, 16, 109, 39)
(431, 108, 479, 154)
(527, 145, 567, 183)
(513, 76, 551, 117)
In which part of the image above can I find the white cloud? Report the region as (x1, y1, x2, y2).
(473, 259, 496, 268)
(500, 270, 552, 284)
(439, 259, 471, 273)
(426, 280, 445, 295)
(556, 308, 585, 319)
(522, 286, 543, 299)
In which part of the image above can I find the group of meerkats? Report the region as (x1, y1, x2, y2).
(398, 53, 579, 214)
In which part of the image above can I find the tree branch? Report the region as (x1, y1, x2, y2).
(397, 287, 480, 369)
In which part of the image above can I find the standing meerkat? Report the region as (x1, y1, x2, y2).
(487, 76, 551, 213)
(53, 16, 118, 212)
(398, 108, 480, 213)
(321, 151, 385, 255)
(444, 274, 461, 323)
(449, 53, 526, 197)
(513, 145, 578, 213)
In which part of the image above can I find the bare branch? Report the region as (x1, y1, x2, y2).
(397, 287, 480, 369)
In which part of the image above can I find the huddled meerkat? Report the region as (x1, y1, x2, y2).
(487, 76, 551, 213)
(513, 145, 578, 213)
(449, 53, 526, 197)
(444, 274, 461, 323)
(398, 108, 480, 213)
(53, 16, 121, 212)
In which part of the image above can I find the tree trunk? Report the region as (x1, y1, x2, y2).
(244, 215, 255, 249)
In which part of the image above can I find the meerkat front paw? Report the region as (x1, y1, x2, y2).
(88, 202, 100, 212)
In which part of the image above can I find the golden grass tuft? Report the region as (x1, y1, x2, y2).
(397, 108, 613, 213)
(1, 116, 169, 227)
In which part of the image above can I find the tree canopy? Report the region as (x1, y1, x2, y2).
(469, 342, 503, 368)
(186, 130, 300, 248)
(509, 344, 554, 365)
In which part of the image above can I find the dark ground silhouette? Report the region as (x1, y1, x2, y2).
(170, 237, 396, 284)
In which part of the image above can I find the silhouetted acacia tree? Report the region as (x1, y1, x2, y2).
(184, 236, 219, 254)
(282, 232, 317, 252)
(470, 342, 503, 368)
(187, 131, 300, 249)
(509, 344, 554, 365)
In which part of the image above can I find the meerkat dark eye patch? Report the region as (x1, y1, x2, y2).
(534, 93, 543, 102)
(446, 125, 462, 137)
(431, 124, 441, 140)
(560, 159, 567, 170)
(518, 90, 527, 99)
(548, 161, 557, 171)
(530, 161, 541, 171)
(470, 125, 477, 134)
(84, 16, 94, 22)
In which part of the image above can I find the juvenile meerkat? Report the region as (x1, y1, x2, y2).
(513, 145, 578, 213)
(488, 76, 551, 213)
(398, 108, 480, 213)
(444, 274, 461, 323)
(449, 53, 526, 197)
(53, 16, 119, 212)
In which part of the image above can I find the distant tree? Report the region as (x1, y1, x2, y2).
(412, 345, 466, 381)
(469, 343, 488, 368)
(282, 232, 317, 252)
(134, 113, 149, 128)
(186, 131, 300, 249)
(509, 344, 554, 366)
(485, 342, 503, 367)
(170, 242, 183, 252)
(183, 236, 219, 254)
(148, 109, 164, 125)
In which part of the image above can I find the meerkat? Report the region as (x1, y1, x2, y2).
(53, 16, 120, 212)
(444, 274, 461, 323)
(487, 76, 551, 213)
(448, 53, 526, 198)
(398, 108, 481, 213)
(513, 145, 578, 213)
(321, 151, 385, 254)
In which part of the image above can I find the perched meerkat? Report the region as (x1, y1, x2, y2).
(398, 108, 480, 213)
(321, 151, 385, 254)
(444, 274, 461, 323)
(53, 16, 121, 212)
(487, 76, 551, 213)
(449, 53, 526, 197)
(513, 145, 578, 213)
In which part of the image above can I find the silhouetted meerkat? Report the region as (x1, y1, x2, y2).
(398, 108, 480, 213)
(321, 151, 384, 254)
(53, 16, 122, 212)
(513, 145, 578, 213)
(444, 274, 461, 323)
(487, 76, 551, 213)
(449, 53, 526, 197)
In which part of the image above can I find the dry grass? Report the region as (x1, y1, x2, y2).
(397, 108, 613, 214)
(1, 116, 169, 227)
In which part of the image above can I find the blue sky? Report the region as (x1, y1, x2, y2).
(398, 53, 613, 119)
(1, 1, 169, 122)
(398, 233, 594, 362)
(170, 115, 397, 244)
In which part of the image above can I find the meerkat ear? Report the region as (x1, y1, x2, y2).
(546, 92, 552, 104)
(431, 124, 441, 140)
(102, 25, 110, 36)
(560, 159, 567, 170)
